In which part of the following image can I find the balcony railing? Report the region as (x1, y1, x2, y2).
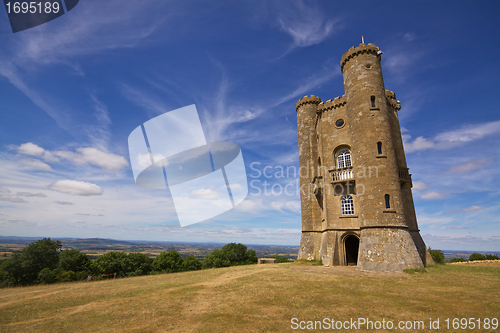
(330, 166, 354, 182)
(399, 168, 411, 182)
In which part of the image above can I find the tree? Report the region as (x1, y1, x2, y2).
(124, 253, 153, 276)
(182, 256, 202, 271)
(202, 243, 258, 269)
(58, 249, 91, 273)
(92, 251, 128, 277)
(1, 238, 62, 285)
(485, 254, 499, 260)
(202, 249, 231, 269)
(152, 251, 183, 272)
(428, 247, 444, 264)
(469, 253, 487, 261)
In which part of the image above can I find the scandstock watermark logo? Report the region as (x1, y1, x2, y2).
(248, 162, 379, 198)
(128, 105, 248, 227)
(3, 0, 79, 33)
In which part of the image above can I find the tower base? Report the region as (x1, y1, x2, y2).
(357, 227, 424, 273)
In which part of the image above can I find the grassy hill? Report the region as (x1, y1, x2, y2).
(1, 262, 499, 332)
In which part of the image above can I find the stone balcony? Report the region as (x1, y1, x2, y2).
(399, 168, 412, 183)
(330, 166, 354, 183)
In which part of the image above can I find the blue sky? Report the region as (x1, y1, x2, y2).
(0, 0, 499, 251)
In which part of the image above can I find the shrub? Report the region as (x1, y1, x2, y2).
(270, 256, 292, 263)
(428, 247, 445, 264)
(447, 257, 466, 263)
(469, 253, 487, 261)
(485, 254, 500, 260)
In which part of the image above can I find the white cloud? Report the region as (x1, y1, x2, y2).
(412, 181, 430, 191)
(421, 191, 444, 200)
(404, 120, 500, 153)
(54, 147, 128, 172)
(48, 180, 103, 196)
(0, 195, 28, 203)
(403, 135, 435, 153)
(16, 142, 45, 156)
(55, 201, 75, 205)
(270, 201, 301, 213)
(11, 143, 128, 173)
(435, 120, 500, 146)
(18, 158, 53, 171)
(190, 188, 220, 200)
(450, 158, 488, 174)
(276, 1, 338, 48)
(448, 205, 485, 214)
(17, 192, 47, 197)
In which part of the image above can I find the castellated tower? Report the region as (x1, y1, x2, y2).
(296, 43, 434, 272)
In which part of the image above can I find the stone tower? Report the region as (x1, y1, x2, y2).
(296, 43, 433, 272)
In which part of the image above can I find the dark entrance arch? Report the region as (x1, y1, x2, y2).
(344, 235, 359, 266)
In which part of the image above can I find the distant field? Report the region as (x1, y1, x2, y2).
(0, 238, 299, 260)
(1, 262, 499, 332)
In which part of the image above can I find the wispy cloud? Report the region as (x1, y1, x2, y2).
(448, 205, 485, 214)
(48, 180, 103, 196)
(10, 142, 128, 173)
(276, 0, 339, 49)
(450, 158, 488, 174)
(420, 191, 445, 200)
(404, 120, 500, 153)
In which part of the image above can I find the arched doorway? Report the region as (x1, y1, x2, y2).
(344, 235, 359, 266)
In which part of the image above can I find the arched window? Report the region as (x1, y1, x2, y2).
(341, 195, 354, 215)
(337, 149, 352, 169)
(377, 141, 383, 155)
(384, 194, 390, 209)
(370, 96, 376, 108)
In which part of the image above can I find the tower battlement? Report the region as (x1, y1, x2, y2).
(317, 95, 346, 113)
(296, 95, 322, 111)
(340, 43, 381, 73)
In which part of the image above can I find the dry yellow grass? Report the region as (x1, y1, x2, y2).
(0, 263, 499, 332)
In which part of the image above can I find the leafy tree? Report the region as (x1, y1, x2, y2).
(37, 267, 58, 284)
(92, 251, 128, 277)
(202, 243, 258, 269)
(124, 253, 153, 276)
(469, 253, 487, 261)
(182, 256, 202, 271)
(58, 249, 91, 273)
(1, 238, 62, 285)
(152, 250, 183, 272)
(202, 249, 231, 269)
(485, 254, 499, 260)
(428, 247, 444, 264)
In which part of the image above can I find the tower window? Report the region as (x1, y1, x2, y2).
(335, 119, 345, 128)
(341, 195, 354, 215)
(337, 149, 352, 169)
(384, 194, 390, 209)
(377, 142, 383, 155)
(370, 96, 376, 108)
